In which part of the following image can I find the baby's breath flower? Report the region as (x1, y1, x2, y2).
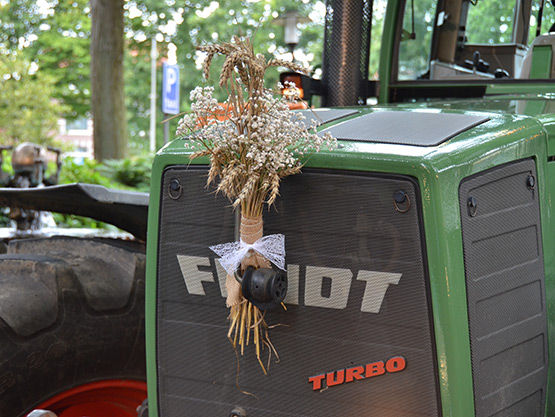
(175, 43, 336, 209)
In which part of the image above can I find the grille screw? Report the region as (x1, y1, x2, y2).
(526, 175, 536, 189)
(229, 407, 247, 417)
(168, 179, 182, 200)
(468, 196, 478, 217)
(393, 190, 410, 213)
(170, 179, 180, 191)
(394, 190, 407, 204)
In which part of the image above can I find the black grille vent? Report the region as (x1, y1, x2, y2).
(156, 167, 440, 416)
(459, 159, 548, 417)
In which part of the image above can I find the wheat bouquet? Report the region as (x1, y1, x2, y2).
(176, 36, 335, 373)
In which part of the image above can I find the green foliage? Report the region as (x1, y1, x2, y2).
(53, 155, 152, 228)
(97, 155, 153, 192)
(58, 157, 114, 188)
(369, 0, 386, 80)
(1, 0, 327, 154)
(466, 0, 555, 45)
(49, 212, 109, 229)
(27, 0, 91, 119)
(529, 1, 555, 42)
(58, 154, 153, 192)
(123, 0, 326, 151)
(466, 1, 515, 44)
(0, 208, 10, 227)
(0, 0, 44, 51)
(52, 157, 114, 229)
(0, 54, 68, 146)
(0, 152, 13, 178)
(173, 0, 324, 92)
(0, 0, 90, 120)
(397, 0, 437, 80)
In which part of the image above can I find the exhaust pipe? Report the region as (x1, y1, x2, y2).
(322, 0, 373, 106)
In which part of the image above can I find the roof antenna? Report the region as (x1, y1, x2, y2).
(410, 0, 416, 39)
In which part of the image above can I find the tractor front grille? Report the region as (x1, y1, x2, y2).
(155, 167, 440, 416)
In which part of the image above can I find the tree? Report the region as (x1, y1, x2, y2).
(0, 0, 328, 156)
(0, 0, 91, 120)
(123, 0, 326, 150)
(27, 0, 91, 120)
(90, 0, 127, 161)
(0, 54, 67, 146)
(0, 0, 44, 52)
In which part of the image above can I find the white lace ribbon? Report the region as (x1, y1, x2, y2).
(210, 234, 286, 276)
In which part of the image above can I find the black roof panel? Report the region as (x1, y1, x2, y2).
(296, 108, 359, 127)
(319, 111, 490, 146)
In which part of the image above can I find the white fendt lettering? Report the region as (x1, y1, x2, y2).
(176, 255, 402, 313)
(305, 266, 352, 309)
(176, 255, 213, 295)
(357, 270, 402, 313)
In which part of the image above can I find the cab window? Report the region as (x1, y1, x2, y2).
(396, 0, 555, 82)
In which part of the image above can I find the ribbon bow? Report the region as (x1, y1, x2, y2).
(210, 234, 286, 276)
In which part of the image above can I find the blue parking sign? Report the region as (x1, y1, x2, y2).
(162, 63, 180, 114)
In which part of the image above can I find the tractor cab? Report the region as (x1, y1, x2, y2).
(386, 0, 555, 102)
(310, 0, 555, 107)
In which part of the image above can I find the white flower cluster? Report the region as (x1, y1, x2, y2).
(176, 86, 224, 135)
(176, 85, 335, 178)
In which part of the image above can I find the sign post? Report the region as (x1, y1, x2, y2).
(162, 63, 180, 144)
(149, 38, 157, 152)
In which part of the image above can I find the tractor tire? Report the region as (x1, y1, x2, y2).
(0, 236, 146, 417)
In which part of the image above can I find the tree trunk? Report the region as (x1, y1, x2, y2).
(90, 0, 127, 161)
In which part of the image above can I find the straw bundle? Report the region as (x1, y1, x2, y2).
(176, 36, 335, 373)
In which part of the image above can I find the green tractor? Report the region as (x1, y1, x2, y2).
(145, 0, 555, 416)
(3, 0, 555, 416)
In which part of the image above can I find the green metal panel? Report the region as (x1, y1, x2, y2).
(378, 0, 401, 104)
(394, 96, 555, 118)
(145, 153, 164, 417)
(381, 81, 555, 102)
(485, 82, 555, 96)
(524, 100, 548, 116)
(146, 106, 552, 417)
(544, 161, 555, 417)
(538, 114, 555, 156)
(530, 45, 553, 79)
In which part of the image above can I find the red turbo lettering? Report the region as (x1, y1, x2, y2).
(308, 374, 326, 390)
(366, 361, 385, 377)
(326, 369, 345, 386)
(345, 366, 365, 383)
(386, 356, 406, 373)
(309, 356, 407, 391)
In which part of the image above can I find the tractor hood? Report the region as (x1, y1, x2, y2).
(152, 105, 551, 190)
(393, 94, 555, 118)
(393, 95, 555, 155)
